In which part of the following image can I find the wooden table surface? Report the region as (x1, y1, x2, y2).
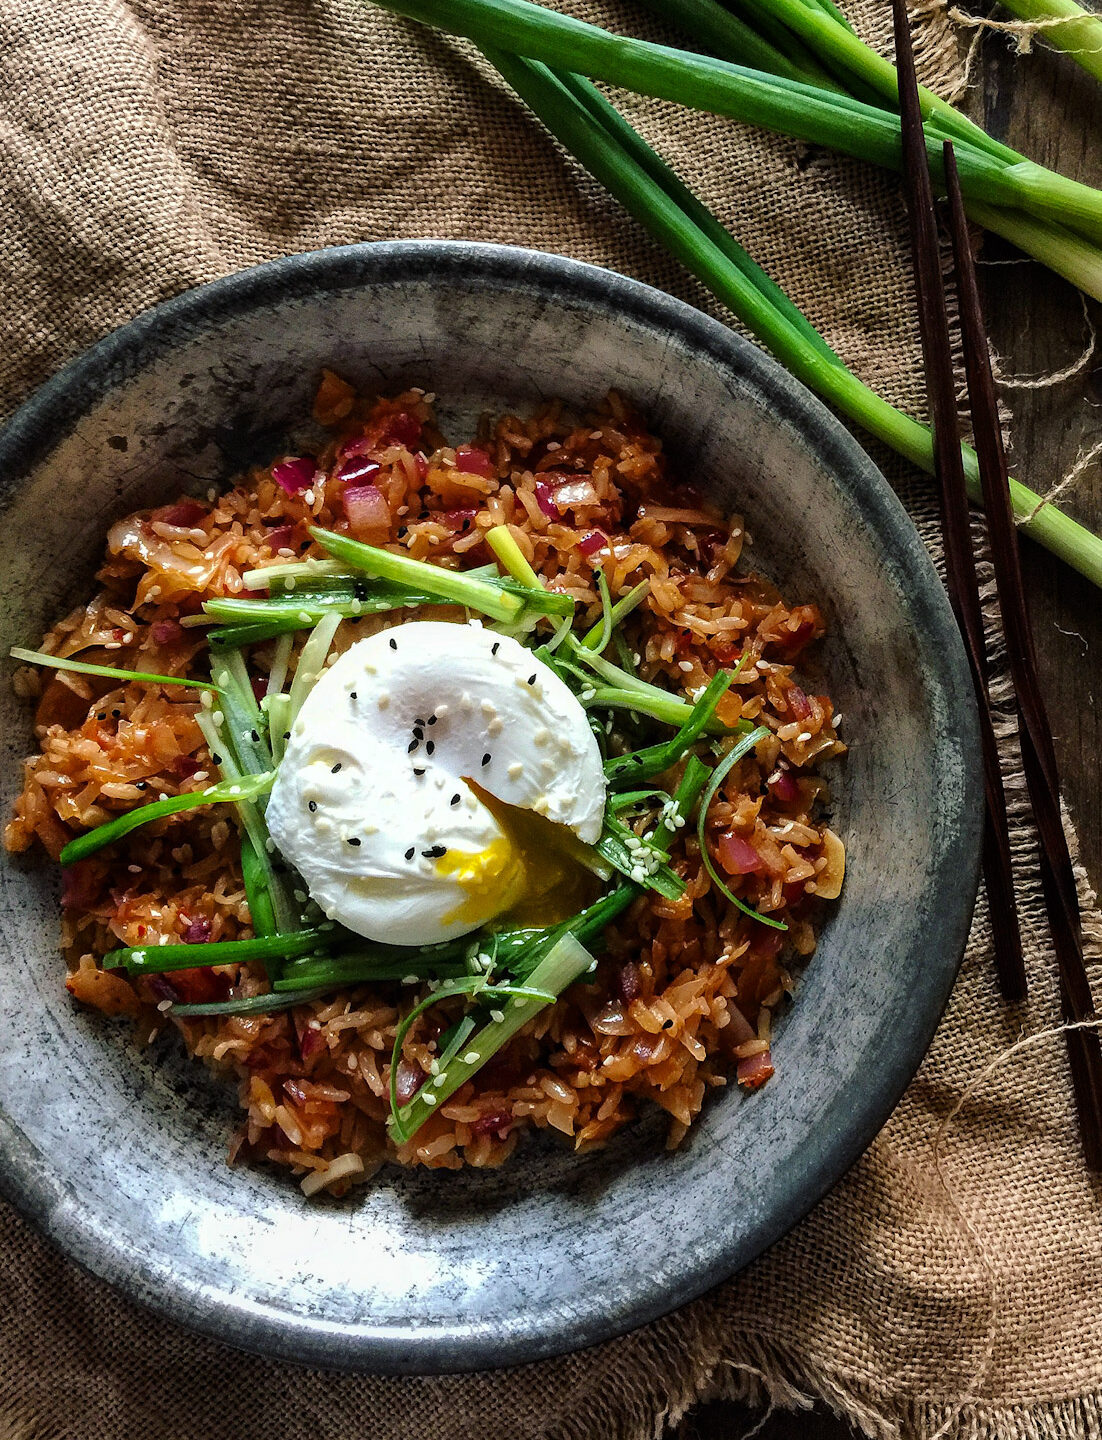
(677, 30, 1102, 1440)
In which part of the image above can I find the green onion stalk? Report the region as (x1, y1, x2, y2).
(477, 53, 1102, 589)
(368, 0, 1102, 271)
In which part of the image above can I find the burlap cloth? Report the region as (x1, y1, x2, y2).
(1, 2, 1100, 1437)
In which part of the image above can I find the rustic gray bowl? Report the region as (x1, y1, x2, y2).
(0, 242, 980, 1372)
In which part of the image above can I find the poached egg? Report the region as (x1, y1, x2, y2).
(266, 621, 605, 946)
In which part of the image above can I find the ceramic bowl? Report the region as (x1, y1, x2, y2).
(0, 241, 980, 1372)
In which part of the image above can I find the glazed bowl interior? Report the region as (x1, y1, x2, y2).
(0, 242, 980, 1372)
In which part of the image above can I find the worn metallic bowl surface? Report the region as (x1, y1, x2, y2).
(0, 242, 980, 1373)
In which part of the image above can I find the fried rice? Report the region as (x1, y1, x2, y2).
(5, 374, 845, 1192)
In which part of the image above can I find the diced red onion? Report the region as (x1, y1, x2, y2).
(262, 525, 296, 554)
(381, 412, 422, 448)
(471, 1107, 513, 1138)
(788, 684, 812, 721)
(455, 444, 494, 478)
(283, 1078, 308, 1108)
(152, 500, 207, 528)
(148, 975, 178, 1004)
(394, 1058, 426, 1107)
(617, 962, 642, 1005)
(737, 1050, 774, 1089)
(443, 508, 477, 533)
(577, 530, 606, 557)
(183, 915, 212, 944)
(299, 1026, 326, 1064)
(336, 457, 382, 487)
(534, 481, 559, 519)
(271, 456, 316, 495)
(716, 832, 765, 876)
(173, 754, 202, 779)
(782, 619, 817, 654)
(343, 483, 391, 541)
(726, 1005, 757, 1046)
(61, 860, 99, 910)
(769, 768, 800, 803)
(151, 619, 185, 646)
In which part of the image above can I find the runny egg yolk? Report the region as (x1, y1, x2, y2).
(438, 784, 601, 931)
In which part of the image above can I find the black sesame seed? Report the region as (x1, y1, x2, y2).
(250, 729, 260, 742)
(397, 525, 408, 538)
(308, 801, 317, 813)
(331, 762, 342, 773)
(412, 726, 423, 740)
(528, 674, 537, 685)
(662, 1018, 674, 1029)
(283, 731, 291, 740)
(415, 717, 425, 726)
(347, 837, 361, 847)
(422, 845, 447, 859)
(482, 753, 491, 766)
(404, 846, 415, 860)
(425, 740, 435, 755)
(413, 767, 425, 777)
(135, 781, 148, 790)
(350, 691, 357, 700)
(96, 712, 106, 721)
(451, 793, 461, 806)
(111, 708, 122, 718)
(212, 753, 223, 764)
(407, 739, 419, 754)
(353, 581, 369, 601)
(427, 715, 437, 726)
(491, 642, 500, 656)
(389, 637, 398, 650)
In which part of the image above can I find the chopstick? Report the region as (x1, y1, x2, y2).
(941, 144, 1102, 1172)
(890, 0, 1025, 1005)
(891, 0, 1102, 1170)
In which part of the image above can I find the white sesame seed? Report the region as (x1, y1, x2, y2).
(303, 489, 315, 505)
(833, 712, 843, 728)
(435, 704, 448, 719)
(298, 611, 312, 624)
(429, 1058, 440, 1076)
(490, 1009, 505, 1024)
(756, 659, 770, 672)
(211, 710, 224, 726)
(678, 660, 694, 673)
(534, 728, 550, 746)
(401, 974, 418, 985)
(377, 692, 390, 709)
(463, 1051, 480, 1065)
(423, 1092, 437, 1106)
(579, 687, 595, 702)
(200, 691, 213, 710)
(632, 652, 641, 666)
(796, 731, 812, 743)
(192, 770, 208, 782)
(127, 863, 142, 874)
(157, 999, 173, 1012)
(284, 577, 297, 592)
(481, 699, 496, 716)
(488, 717, 503, 736)
(508, 762, 523, 780)
(433, 1073, 448, 1088)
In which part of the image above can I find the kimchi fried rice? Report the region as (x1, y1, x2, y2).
(6, 374, 846, 1194)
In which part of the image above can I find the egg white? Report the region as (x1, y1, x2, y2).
(266, 621, 606, 945)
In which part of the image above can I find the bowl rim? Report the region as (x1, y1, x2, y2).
(0, 239, 982, 1373)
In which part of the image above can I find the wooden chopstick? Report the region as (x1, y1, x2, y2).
(890, 0, 1026, 1005)
(941, 143, 1102, 1172)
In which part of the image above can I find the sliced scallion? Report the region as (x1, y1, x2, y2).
(59, 771, 274, 867)
(9, 648, 220, 692)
